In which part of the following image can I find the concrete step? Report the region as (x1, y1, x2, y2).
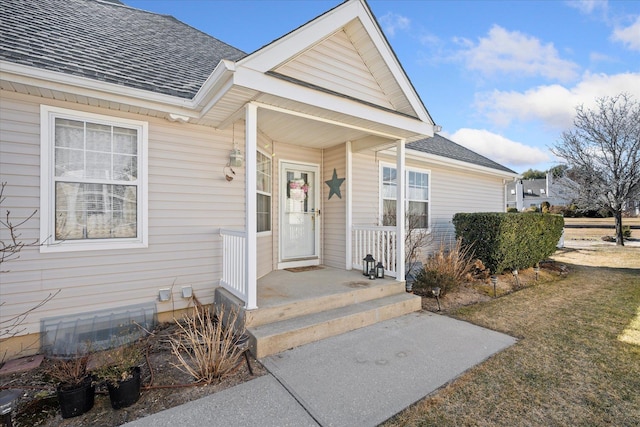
(248, 292, 421, 359)
(245, 280, 407, 328)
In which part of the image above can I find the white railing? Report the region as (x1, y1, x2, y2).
(219, 228, 247, 305)
(352, 225, 397, 277)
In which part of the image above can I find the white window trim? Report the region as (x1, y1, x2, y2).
(40, 105, 149, 252)
(379, 162, 431, 230)
(256, 148, 272, 236)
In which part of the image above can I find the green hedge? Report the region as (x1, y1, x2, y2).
(452, 212, 564, 274)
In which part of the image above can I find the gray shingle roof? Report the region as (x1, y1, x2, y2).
(0, 0, 246, 99)
(407, 134, 516, 174)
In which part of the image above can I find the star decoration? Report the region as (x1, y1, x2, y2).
(325, 168, 346, 200)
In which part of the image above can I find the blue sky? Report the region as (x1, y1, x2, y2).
(124, 0, 640, 174)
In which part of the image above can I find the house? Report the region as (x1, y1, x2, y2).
(0, 0, 518, 359)
(506, 172, 574, 211)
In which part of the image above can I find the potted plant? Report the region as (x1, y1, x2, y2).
(46, 354, 95, 419)
(92, 343, 144, 409)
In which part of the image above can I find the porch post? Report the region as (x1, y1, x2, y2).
(396, 139, 406, 281)
(345, 140, 353, 270)
(245, 103, 258, 309)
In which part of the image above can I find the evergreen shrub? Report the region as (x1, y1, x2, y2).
(452, 212, 564, 273)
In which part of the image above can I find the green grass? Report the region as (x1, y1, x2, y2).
(384, 246, 640, 426)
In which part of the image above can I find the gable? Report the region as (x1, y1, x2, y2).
(240, 0, 430, 124)
(273, 20, 415, 116)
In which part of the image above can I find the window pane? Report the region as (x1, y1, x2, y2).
(55, 182, 137, 240)
(55, 119, 84, 149)
(85, 151, 112, 179)
(408, 201, 428, 228)
(55, 147, 84, 177)
(113, 127, 138, 155)
(256, 151, 271, 193)
(383, 199, 396, 226)
(86, 123, 112, 152)
(257, 193, 271, 232)
(113, 154, 137, 181)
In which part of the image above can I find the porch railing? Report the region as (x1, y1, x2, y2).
(219, 228, 247, 305)
(352, 225, 397, 277)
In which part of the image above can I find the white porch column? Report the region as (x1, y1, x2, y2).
(345, 140, 353, 270)
(396, 139, 406, 281)
(245, 103, 258, 309)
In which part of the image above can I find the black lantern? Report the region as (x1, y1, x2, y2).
(363, 254, 375, 276)
(375, 262, 385, 279)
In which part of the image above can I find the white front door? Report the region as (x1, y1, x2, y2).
(279, 161, 320, 268)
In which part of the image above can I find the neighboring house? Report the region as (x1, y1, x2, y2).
(0, 0, 517, 359)
(506, 172, 574, 211)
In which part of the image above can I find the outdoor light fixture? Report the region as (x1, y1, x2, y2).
(534, 264, 540, 281)
(375, 261, 385, 279)
(491, 275, 498, 298)
(1, 388, 23, 427)
(229, 146, 243, 167)
(229, 122, 243, 167)
(432, 286, 441, 311)
(363, 254, 376, 276)
(512, 269, 520, 288)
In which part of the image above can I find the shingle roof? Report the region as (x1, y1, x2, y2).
(0, 0, 246, 99)
(407, 134, 516, 174)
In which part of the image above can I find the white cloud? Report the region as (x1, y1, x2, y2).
(448, 128, 551, 167)
(379, 12, 410, 37)
(612, 16, 640, 51)
(475, 72, 640, 129)
(459, 25, 580, 82)
(566, 0, 608, 15)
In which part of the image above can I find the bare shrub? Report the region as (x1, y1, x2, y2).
(414, 238, 475, 296)
(45, 354, 90, 390)
(170, 304, 246, 384)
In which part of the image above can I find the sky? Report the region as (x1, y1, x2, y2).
(124, 0, 640, 174)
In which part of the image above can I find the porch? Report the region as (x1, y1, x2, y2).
(215, 266, 421, 358)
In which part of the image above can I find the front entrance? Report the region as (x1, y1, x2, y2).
(279, 161, 320, 268)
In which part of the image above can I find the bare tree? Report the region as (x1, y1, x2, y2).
(552, 93, 640, 245)
(0, 182, 38, 268)
(0, 182, 59, 359)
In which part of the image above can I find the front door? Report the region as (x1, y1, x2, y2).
(279, 161, 320, 268)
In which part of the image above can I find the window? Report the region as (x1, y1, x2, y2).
(40, 106, 147, 252)
(381, 165, 429, 229)
(256, 150, 272, 233)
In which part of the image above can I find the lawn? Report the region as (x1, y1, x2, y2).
(384, 245, 640, 426)
(563, 217, 640, 241)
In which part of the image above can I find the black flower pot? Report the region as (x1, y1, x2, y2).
(107, 367, 141, 409)
(57, 376, 95, 419)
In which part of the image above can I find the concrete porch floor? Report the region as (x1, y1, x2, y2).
(256, 266, 400, 309)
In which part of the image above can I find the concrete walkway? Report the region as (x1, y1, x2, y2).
(125, 312, 516, 427)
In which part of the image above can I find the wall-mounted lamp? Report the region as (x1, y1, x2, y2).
(229, 122, 243, 167)
(229, 147, 243, 167)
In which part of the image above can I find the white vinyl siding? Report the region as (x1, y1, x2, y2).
(0, 91, 246, 337)
(275, 29, 394, 111)
(40, 105, 148, 252)
(321, 143, 346, 269)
